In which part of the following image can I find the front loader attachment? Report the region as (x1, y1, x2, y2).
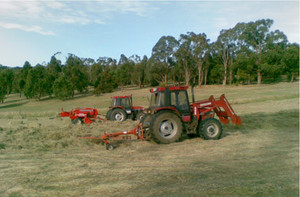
(209, 94, 242, 125)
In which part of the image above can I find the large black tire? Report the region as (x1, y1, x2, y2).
(106, 109, 112, 120)
(72, 118, 83, 125)
(110, 108, 127, 122)
(199, 118, 222, 140)
(150, 111, 183, 144)
(136, 112, 145, 122)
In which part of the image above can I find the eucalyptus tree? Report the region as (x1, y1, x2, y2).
(94, 56, 117, 90)
(13, 68, 24, 97)
(90, 61, 103, 87)
(116, 54, 135, 88)
(261, 30, 288, 82)
(187, 32, 210, 87)
(63, 54, 89, 96)
(131, 55, 147, 88)
(238, 19, 275, 84)
(47, 53, 62, 96)
(0, 69, 12, 103)
(53, 75, 73, 100)
(47, 53, 62, 77)
(24, 64, 52, 100)
(150, 36, 179, 84)
(175, 33, 194, 86)
(214, 28, 237, 85)
(0, 71, 8, 103)
(282, 43, 299, 82)
(82, 57, 96, 85)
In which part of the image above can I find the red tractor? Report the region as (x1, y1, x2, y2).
(141, 86, 241, 144)
(106, 95, 145, 122)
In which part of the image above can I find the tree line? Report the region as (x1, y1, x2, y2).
(0, 18, 299, 102)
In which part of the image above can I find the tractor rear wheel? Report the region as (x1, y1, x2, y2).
(199, 118, 222, 140)
(106, 109, 112, 120)
(150, 111, 182, 144)
(111, 108, 127, 121)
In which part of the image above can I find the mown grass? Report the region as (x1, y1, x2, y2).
(0, 82, 298, 196)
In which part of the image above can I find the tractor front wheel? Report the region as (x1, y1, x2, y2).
(111, 109, 127, 121)
(199, 118, 222, 140)
(150, 111, 182, 144)
(136, 112, 145, 121)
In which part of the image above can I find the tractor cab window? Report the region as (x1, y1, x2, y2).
(112, 98, 117, 107)
(150, 92, 165, 107)
(170, 90, 190, 114)
(120, 97, 131, 108)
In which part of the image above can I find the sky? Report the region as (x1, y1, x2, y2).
(0, 0, 299, 67)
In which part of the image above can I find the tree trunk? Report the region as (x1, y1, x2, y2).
(222, 48, 229, 86)
(164, 74, 167, 84)
(290, 73, 295, 82)
(200, 70, 204, 85)
(204, 68, 208, 85)
(257, 70, 262, 85)
(138, 77, 142, 88)
(222, 66, 227, 86)
(184, 61, 190, 86)
(229, 70, 232, 85)
(198, 62, 203, 87)
(248, 74, 251, 85)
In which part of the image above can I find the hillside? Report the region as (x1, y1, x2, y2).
(0, 82, 299, 196)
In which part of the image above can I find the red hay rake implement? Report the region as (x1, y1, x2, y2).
(79, 123, 145, 150)
(60, 108, 107, 124)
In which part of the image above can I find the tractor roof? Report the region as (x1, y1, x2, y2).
(112, 95, 132, 99)
(150, 86, 188, 93)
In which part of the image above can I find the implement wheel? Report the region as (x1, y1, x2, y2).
(150, 111, 182, 144)
(111, 109, 127, 122)
(199, 118, 222, 140)
(106, 144, 114, 151)
(72, 118, 83, 125)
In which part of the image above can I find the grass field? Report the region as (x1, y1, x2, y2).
(0, 82, 299, 196)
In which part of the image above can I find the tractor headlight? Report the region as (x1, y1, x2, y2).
(147, 109, 152, 114)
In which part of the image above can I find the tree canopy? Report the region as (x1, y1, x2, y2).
(0, 18, 298, 102)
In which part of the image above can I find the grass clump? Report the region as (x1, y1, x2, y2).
(0, 143, 5, 149)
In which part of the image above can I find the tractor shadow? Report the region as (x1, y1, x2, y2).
(222, 109, 298, 137)
(182, 109, 298, 141)
(0, 101, 29, 109)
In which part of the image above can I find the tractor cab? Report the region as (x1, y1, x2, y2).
(106, 95, 145, 122)
(148, 86, 191, 119)
(111, 96, 132, 110)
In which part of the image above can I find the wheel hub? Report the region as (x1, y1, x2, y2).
(115, 113, 124, 121)
(159, 119, 177, 138)
(206, 123, 218, 138)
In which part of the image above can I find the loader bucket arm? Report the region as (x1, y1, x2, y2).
(210, 94, 242, 125)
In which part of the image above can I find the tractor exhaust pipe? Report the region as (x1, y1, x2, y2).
(191, 86, 195, 103)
